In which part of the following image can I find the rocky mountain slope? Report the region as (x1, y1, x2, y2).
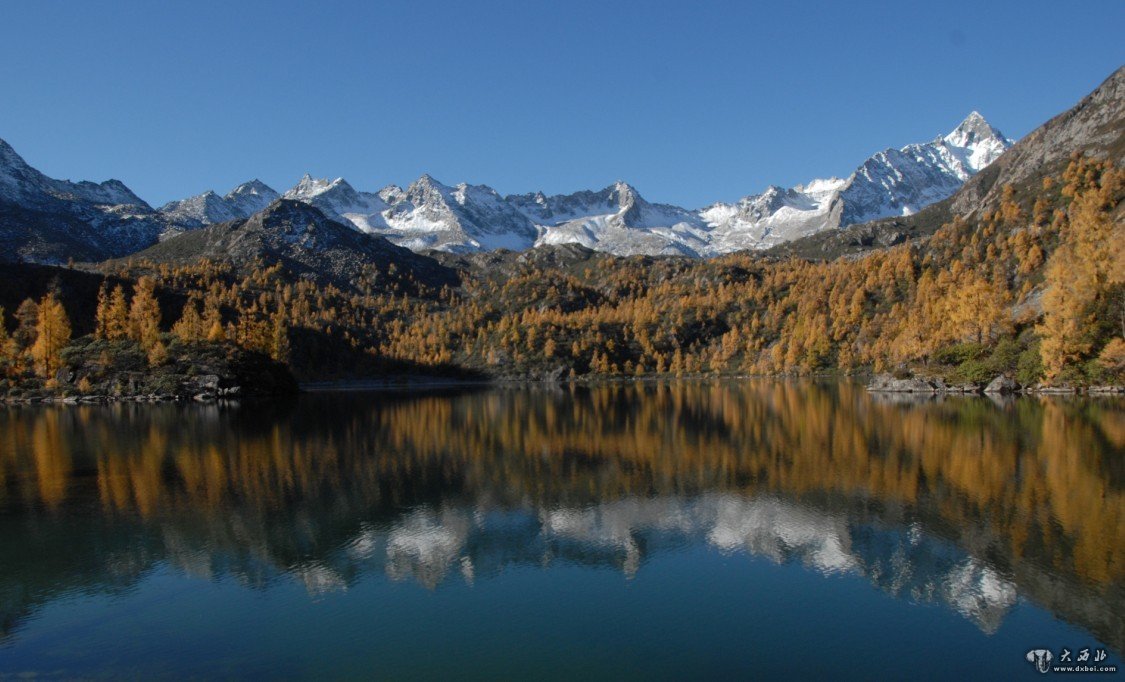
(950, 66, 1125, 217)
(129, 200, 457, 291)
(509, 181, 711, 256)
(159, 179, 279, 228)
(0, 108, 1017, 262)
(699, 112, 1012, 252)
(0, 139, 170, 262)
(767, 65, 1125, 261)
(279, 173, 540, 253)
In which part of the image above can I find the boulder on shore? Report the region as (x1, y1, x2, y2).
(1088, 385, 1125, 394)
(867, 374, 940, 393)
(984, 375, 1020, 395)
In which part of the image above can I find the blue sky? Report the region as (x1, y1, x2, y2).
(0, 1, 1122, 208)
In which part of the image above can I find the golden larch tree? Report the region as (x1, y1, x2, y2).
(31, 293, 71, 379)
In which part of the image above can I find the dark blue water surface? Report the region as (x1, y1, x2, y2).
(0, 381, 1121, 679)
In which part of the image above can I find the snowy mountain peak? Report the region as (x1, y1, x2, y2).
(408, 174, 458, 198)
(942, 111, 1012, 172)
(0, 137, 34, 174)
(378, 184, 405, 203)
(2, 104, 1020, 263)
(226, 179, 276, 201)
(403, 174, 456, 207)
(0, 136, 168, 262)
(946, 111, 998, 145)
(160, 179, 280, 228)
(223, 179, 279, 218)
(702, 112, 1015, 254)
(284, 174, 353, 201)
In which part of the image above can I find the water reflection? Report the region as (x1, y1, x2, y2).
(0, 381, 1122, 651)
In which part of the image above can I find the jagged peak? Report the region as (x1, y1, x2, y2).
(0, 137, 30, 168)
(412, 173, 451, 191)
(944, 111, 1007, 148)
(285, 174, 352, 200)
(228, 178, 276, 195)
(378, 184, 404, 201)
(258, 197, 330, 220)
(598, 180, 641, 207)
(454, 181, 501, 197)
(611, 180, 639, 197)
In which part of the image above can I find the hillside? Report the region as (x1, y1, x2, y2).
(768, 65, 1125, 261)
(0, 66, 1122, 394)
(123, 200, 458, 293)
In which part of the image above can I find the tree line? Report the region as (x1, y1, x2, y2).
(0, 154, 1121, 389)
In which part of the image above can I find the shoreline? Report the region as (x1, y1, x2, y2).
(4, 373, 1122, 405)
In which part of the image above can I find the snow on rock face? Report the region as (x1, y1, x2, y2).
(281, 174, 389, 232)
(0, 136, 170, 262)
(161, 180, 280, 228)
(703, 112, 1014, 253)
(0, 137, 149, 210)
(508, 181, 710, 257)
(225, 180, 280, 216)
(494, 112, 1010, 257)
(2, 110, 1014, 263)
(943, 111, 1012, 171)
(278, 172, 538, 253)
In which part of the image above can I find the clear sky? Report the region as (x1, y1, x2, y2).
(1, 1, 1122, 209)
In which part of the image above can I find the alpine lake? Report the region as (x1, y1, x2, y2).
(0, 380, 1121, 679)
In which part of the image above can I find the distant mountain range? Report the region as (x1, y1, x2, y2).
(0, 111, 1014, 263)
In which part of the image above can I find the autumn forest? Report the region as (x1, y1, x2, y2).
(0, 155, 1122, 396)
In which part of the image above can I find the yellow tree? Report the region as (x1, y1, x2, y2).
(1038, 165, 1124, 379)
(203, 292, 225, 342)
(31, 293, 71, 379)
(270, 309, 291, 363)
(947, 274, 1011, 345)
(13, 298, 39, 350)
(0, 306, 15, 377)
(173, 297, 204, 342)
(129, 277, 166, 364)
(94, 282, 110, 340)
(103, 285, 130, 341)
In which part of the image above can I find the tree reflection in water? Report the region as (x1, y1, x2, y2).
(0, 381, 1122, 650)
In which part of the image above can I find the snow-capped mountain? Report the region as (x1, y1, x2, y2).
(2, 110, 1013, 263)
(281, 173, 539, 253)
(282, 174, 389, 230)
(700, 177, 848, 253)
(160, 180, 280, 228)
(0, 138, 148, 209)
(508, 181, 711, 257)
(700, 111, 1013, 253)
(271, 106, 1048, 260)
(836, 112, 1012, 227)
(136, 199, 457, 291)
(0, 137, 170, 262)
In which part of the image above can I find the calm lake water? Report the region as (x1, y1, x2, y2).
(0, 381, 1121, 679)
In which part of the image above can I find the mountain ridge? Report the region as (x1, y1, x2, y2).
(127, 199, 458, 292)
(0, 109, 1016, 263)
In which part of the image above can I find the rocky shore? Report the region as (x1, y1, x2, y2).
(866, 373, 1124, 396)
(0, 339, 298, 405)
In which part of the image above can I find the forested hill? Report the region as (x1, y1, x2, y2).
(0, 67, 1122, 396)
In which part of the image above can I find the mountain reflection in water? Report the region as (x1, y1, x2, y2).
(0, 380, 1122, 656)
